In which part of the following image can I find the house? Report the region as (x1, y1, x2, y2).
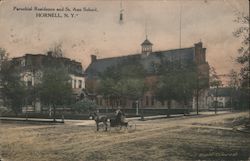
(206, 87, 250, 110)
(10, 52, 85, 112)
(85, 38, 209, 110)
(0, 79, 3, 108)
(207, 87, 232, 108)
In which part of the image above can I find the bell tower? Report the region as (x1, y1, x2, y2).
(141, 37, 153, 55)
(141, 20, 153, 55)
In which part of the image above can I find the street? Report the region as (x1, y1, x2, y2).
(0, 112, 249, 161)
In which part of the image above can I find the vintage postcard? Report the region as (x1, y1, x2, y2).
(0, 0, 249, 161)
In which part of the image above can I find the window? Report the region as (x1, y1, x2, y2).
(27, 81, 32, 87)
(78, 80, 82, 88)
(26, 74, 33, 87)
(74, 80, 76, 88)
(151, 96, 155, 106)
(100, 98, 103, 106)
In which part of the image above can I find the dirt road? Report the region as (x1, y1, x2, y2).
(1, 112, 249, 161)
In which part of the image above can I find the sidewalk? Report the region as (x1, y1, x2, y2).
(127, 111, 231, 121)
(0, 116, 64, 124)
(0, 111, 232, 124)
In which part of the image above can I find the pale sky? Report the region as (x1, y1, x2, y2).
(0, 0, 249, 77)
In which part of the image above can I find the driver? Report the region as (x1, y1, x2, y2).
(115, 107, 125, 123)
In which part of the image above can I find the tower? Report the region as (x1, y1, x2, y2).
(141, 20, 153, 55)
(141, 37, 153, 55)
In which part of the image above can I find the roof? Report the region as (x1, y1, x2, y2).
(208, 87, 250, 98)
(85, 47, 195, 78)
(11, 54, 84, 76)
(141, 39, 153, 46)
(208, 88, 232, 97)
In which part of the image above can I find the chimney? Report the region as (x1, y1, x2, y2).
(194, 41, 202, 49)
(202, 48, 206, 62)
(194, 41, 203, 64)
(47, 51, 53, 57)
(91, 55, 97, 63)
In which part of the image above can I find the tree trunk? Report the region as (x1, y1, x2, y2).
(249, 104, 250, 122)
(196, 89, 199, 115)
(53, 104, 56, 122)
(167, 100, 171, 118)
(183, 99, 189, 115)
(215, 86, 218, 114)
(230, 88, 234, 112)
(140, 98, 144, 121)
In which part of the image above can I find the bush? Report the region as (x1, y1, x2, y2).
(72, 99, 98, 113)
(0, 106, 12, 115)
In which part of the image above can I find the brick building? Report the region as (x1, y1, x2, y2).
(85, 38, 209, 110)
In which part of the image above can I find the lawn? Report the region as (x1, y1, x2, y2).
(0, 112, 249, 161)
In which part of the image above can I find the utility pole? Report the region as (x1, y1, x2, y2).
(179, 1, 182, 48)
(140, 98, 144, 121)
(196, 88, 199, 115)
(196, 71, 200, 115)
(215, 85, 218, 114)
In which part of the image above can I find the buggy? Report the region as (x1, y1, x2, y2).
(89, 111, 136, 132)
(108, 116, 136, 131)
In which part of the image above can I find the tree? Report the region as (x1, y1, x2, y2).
(155, 72, 179, 117)
(155, 61, 197, 117)
(98, 58, 147, 108)
(47, 42, 64, 58)
(233, 12, 249, 88)
(39, 66, 73, 121)
(233, 12, 250, 121)
(228, 69, 240, 110)
(194, 68, 209, 115)
(0, 56, 26, 115)
(209, 67, 223, 114)
(0, 48, 8, 69)
(228, 69, 240, 89)
(176, 70, 197, 114)
(0, 48, 8, 107)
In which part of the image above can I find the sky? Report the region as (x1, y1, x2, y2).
(0, 0, 249, 79)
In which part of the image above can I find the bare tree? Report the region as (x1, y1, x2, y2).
(47, 42, 64, 57)
(0, 48, 8, 69)
(228, 69, 240, 111)
(233, 12, 249, 121)
(0, 48, 9, 107)
(233, 12, 249, 88)
(209, 67, 223, 114)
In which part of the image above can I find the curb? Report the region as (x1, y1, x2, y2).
(0, 118, 64, 124)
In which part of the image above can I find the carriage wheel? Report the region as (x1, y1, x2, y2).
(94, 123, 109, 132)
(127, 120, 136, 131)
(114, 125, 123, 131)
(103, 123, 109, 131)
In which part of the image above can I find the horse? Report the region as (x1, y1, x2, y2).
(89, 111, 109, 131)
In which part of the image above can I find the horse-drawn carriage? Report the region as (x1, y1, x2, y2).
(89, 111, 136, 132)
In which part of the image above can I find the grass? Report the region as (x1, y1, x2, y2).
(0, 112, 250, 161)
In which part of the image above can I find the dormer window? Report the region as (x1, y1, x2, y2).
(21, 59, 25, 67)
